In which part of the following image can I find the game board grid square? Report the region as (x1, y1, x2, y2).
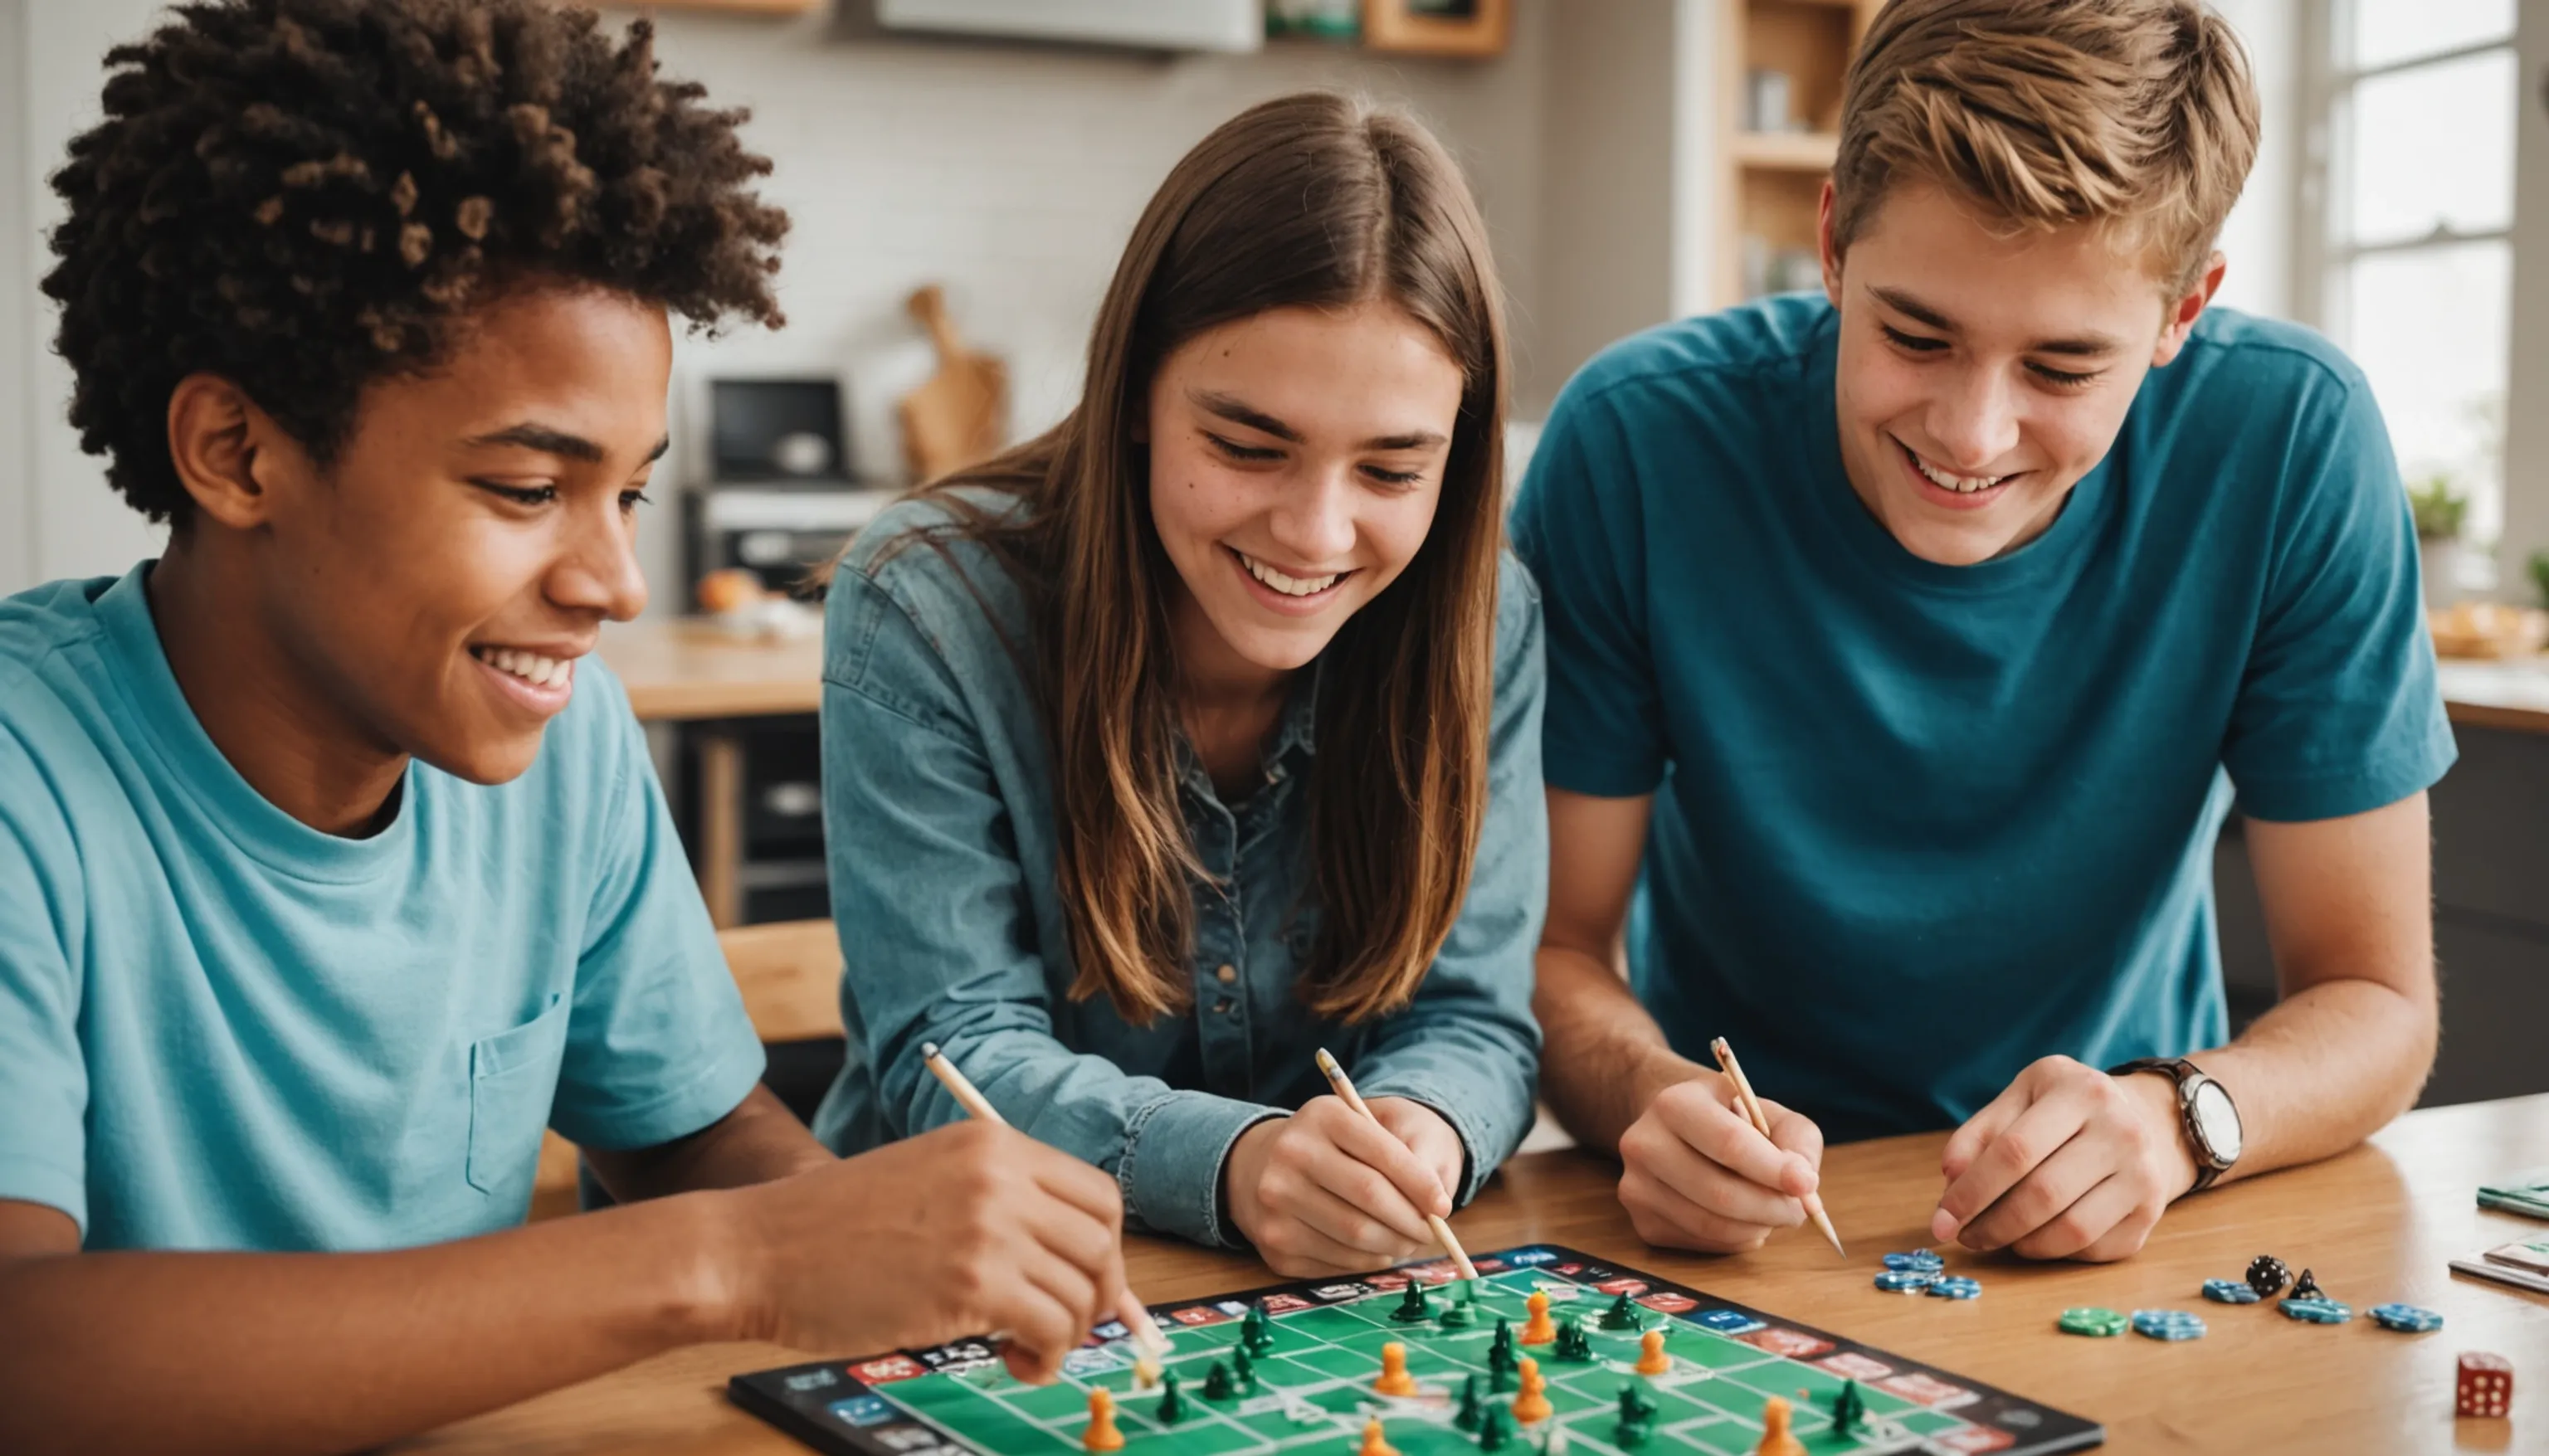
(1003, 1381, 1097, 1419)
(1670, 1333, 1783, 1371)
(1717, 1359, 1850, 1406)
(932, 1405, 1060, 1452)
(1894, 1406, 1971, 1435)
(1277, 1305, 1390, 1342)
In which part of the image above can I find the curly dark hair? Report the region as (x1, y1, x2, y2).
(43, 0, 790, 524)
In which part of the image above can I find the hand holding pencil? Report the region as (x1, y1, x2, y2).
(1611, 1040, 1842, 1258)
(920, 1042, 1173, 1387)
(1217, 1056, 1469, 1279)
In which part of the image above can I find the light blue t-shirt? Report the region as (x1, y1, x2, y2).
(1512, 296, 2455, 1143)
(0, 564, 768, 1249)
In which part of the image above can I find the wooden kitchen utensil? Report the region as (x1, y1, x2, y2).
(897, 285, 1006, 485)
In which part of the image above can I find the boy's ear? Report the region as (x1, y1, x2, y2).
(165, 373, 304, 530)
(1817, 178, 1845, 305)
(2152, 253, 2228, 368)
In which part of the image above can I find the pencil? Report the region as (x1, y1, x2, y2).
(919, 1041, 1172, 1385)
(1709, 1036, 1846, 1259)
(1312, 1047, 1482, 1283)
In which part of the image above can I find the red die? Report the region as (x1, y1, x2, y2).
(2457, 1352, 2512, 1419)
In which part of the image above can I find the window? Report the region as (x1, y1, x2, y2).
(2301, 1, 2519, 547)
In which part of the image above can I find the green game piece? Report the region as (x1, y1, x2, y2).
(1615, 1382, 1660, 1449)
(1487, 1331, 1518, 1392)
(1489, 1317, 1515, 1361)
(2059, 1306, 2129, 1337)
(1552, 1315, 1593, 1362)
(1231, 1346, 1263, 1394)
(1831, 1377, 1867, 1437)
(1454, 1374, 1484, 1432)
(1201, 1361, 1234, 1401)
(1154, 1371, 1188, 1424)
(1240, 1302, 1274, 1355)
(1477, 1405, 1517, 1450)
(1598, 1292, 1641, 1332)
(1391, 1281, 1431, 1323)
(1439, 1283, 1479, 1328)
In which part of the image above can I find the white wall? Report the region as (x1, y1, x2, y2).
(2209, 0, 2299, 320)
(1537, 0, 1679, 400)
(2493, 4, 2547, 584)
(0, 0, 30, 597)
(11, 0, 172, 597)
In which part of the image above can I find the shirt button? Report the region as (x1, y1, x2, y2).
(1216, 964, 1238, 985)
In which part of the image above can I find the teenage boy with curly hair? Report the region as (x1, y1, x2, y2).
(0, 5, 1131, 1452)
(1519, 0, 2451, 1264)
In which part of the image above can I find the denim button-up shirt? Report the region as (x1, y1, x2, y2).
(811, 495, 1547, 1249)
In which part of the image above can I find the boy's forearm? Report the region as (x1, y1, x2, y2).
(0, 1192, 748, 1456)
(2193, 976, 2437, 1189)
(1533, 944, 1702, 1156)
(589, 1084, 836, 1201)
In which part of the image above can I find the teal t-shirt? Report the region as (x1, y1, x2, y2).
(0, 565, 768, 1249)
(1511, 296, 2455, 1142)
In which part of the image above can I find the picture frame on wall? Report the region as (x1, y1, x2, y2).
(1361, 0, 1509, 58)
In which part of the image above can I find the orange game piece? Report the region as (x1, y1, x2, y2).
(1356, 1416, 1402, 1456)
(1520, 1289, 1557, 1345)
(1374, 1341, 1417, 1397)
(1755, 1395, 1804, 1456)
(1635, 1327, 1671, 1376)
(1083, 1388, 1125, 1453)
(1511, 1356, 1552, 1423)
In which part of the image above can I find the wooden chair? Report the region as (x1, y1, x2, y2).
(529, 918, 845, 1220)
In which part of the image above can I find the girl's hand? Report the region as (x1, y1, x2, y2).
(1224, 1095, 1456, 1277)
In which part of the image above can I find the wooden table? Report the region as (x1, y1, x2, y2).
(399, 1096, 2548, 1454)
(597, 621, 825, 926)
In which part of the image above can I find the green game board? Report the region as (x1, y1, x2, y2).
(729, 1244, 2102, 1455)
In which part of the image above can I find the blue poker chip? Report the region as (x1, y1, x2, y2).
(1874, 1269, 1939, 1293)
(2201, 1278, 2261, 1305)
(2277, 1296, 2352, 1325)
(2367, 1303, 2442, 1332)
(1926, 1276, 1981, 1300)
(2128, 1308, 2207, 1341)
(1882, 1250, 1946, 1273)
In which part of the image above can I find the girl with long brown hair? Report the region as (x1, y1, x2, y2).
(812, 92, 1544, 1275)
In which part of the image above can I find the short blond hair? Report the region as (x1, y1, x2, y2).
(1830, 0, 2260, 291)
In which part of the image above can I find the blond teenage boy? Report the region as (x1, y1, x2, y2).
(1514, 0, 2450, 1263)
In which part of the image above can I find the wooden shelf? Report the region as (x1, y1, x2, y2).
(1715, 0, 1884, 305)
(1731, 130, 1840, 173)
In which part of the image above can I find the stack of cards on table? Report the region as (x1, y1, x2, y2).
(2478, 1168, 2549, 1220)
(2450, 1234, 2549, 1297)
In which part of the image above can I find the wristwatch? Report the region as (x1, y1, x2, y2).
(2107, 1057, 2243, 1193)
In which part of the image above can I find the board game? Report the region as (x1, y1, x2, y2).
(730, 1244, 2103, 1456)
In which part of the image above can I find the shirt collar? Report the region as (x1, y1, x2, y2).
(1172, 660, 1323, 805)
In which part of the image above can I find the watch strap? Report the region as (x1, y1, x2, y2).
(2106, 1057, 2233, 1190)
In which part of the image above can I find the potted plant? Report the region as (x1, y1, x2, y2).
(2408, 473, 2469, 610)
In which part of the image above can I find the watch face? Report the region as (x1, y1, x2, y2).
(2189, 1078, 2242, 1164)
